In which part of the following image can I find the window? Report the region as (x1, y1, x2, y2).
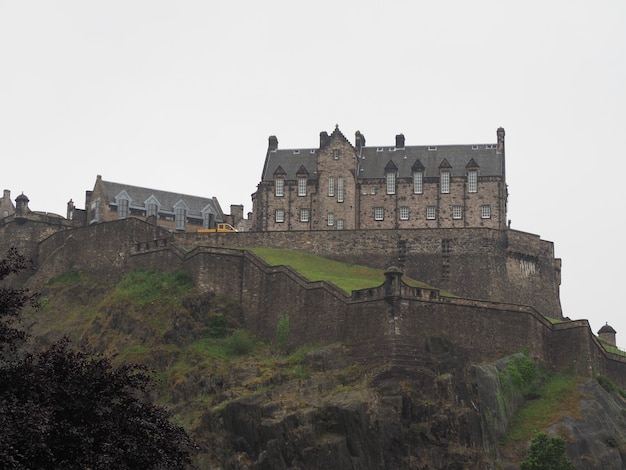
(298, 177, 307, 196)
(202, 212, 214, 228)
(400, 206, 409, 220)
(118, 199, 129, 219)
(441, 171, 450, 194)
(333, 149, 340, 159)
(327, 213, 334, 226)
(468, 170, 478, 193)
(299, 208, 309, 222)
(413, 171, 423, 194)
(337, 177, 344, 203)
(426, 206, 436, 220)
(275, 209, 285, 223)
(374, 207, 384, 221)
(175, 208, 186, 230)
(481, 205, 491, 219)
(336, 219, 344, 230)
(90, 200, 100, 223)
(147, 203, 158, 218)
(328, 177, 335, 197)
(275, 177, 284, 197)
(453, 205, 463, 219)
(386, 172, 396, 194)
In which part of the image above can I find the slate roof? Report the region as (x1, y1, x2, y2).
(261, 143, 503, 181)
(358, 144, 503, 179)
(99, 179, 224, 221)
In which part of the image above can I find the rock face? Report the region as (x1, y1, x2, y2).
(199, 343, 495, 469)
(194, 345, 626, 470)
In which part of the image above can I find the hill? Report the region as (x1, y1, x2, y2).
(21, 266, 626, 469)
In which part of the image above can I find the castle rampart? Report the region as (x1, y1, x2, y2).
(4, 217, 621, 387)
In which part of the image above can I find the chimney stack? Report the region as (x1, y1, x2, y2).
(268, 135, 278, 151)
(319, 131, 330, 148)
(395, 134, 405, 149)
(497, 127, 505, 154)
(355, 131, 366, 150)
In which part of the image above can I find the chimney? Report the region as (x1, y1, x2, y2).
(319, 131, 330, 148)
(497, 127, 505, 154)
(3, 189, 9, 200)
(230, 204, 244, 225)
(355, 131, 366, 150)
(67, 199, 75, 220)
(395, 134, 405, 149)
(268, 135, 278, 151)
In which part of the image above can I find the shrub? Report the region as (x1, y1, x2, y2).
(521, 432, 574, 470)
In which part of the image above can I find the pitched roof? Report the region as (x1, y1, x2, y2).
(97, 178, 224, 220)
(358, 144, 503, 179)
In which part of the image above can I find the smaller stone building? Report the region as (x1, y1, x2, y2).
(252, 126, 507, 232)
(84, 175, 226, 232)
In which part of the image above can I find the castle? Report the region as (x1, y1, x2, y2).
(252, 126, 506, 232)
(1, 126, 625, 388)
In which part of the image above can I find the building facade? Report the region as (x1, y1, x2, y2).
(252, 126, 507, 231)
(84, 175, 226, 232)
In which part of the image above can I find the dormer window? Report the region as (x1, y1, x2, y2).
(118, 199, 129, 219)
(386, 171, 396, 194)
(440, 171, 450, 194)
(275, 177, 284, 197)
(413, 171, 423, 194)
(174, 200, 188, 230)
(468, 170, 478, 193)
(298, 177, 307, 196)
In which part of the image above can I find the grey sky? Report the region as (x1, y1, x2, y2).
(1, 1, 625, 345)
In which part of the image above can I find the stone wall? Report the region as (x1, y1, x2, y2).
(174, 226, 562, 317)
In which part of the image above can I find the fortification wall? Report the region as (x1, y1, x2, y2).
(175, 227, 562, 317)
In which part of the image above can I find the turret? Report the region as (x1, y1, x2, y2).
(598, 323, 617, 346)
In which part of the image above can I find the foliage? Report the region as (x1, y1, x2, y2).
(505, 374, 582, 444)
(108, 269, 194, 308)
(276, 315, 290, 352)
(596, 374, 626, 398)
(0, 338, 195, 469)
(0, 247, 36, 353)
(520, 432, 574, 470)
(0, 250, 196, 468)
(224, 329, 257, 356)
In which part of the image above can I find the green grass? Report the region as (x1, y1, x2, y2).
(247, 247, 443, 294)
(504, 373, 583, 445)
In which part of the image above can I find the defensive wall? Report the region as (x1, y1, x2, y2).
(5, 217, 623, 388)
(173, 226, 562, 318)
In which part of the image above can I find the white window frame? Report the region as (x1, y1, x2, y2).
(298, 177, 307, 196)
(275, 177, 284, 197)
(481, 205, 491, 219)
(147, 203, 158, 218)
(299, 208, 309, 222)
(426, 206, 436, 220)
(327, 213, 334, 226)
(441, 171, 450, 194)
(399, 206, 409, 220)
(468, 170, 478, 193)
(453, 205, 463, 219)
(328, 177, 335, 197)
(337, 177, 344, 203)
(386, 172, 396, 195)
(175, 207, 186, 230)
(374, 207, 384, 221)
(117, 198, 129, 219)
(413, 171, 423, 194)
(275, 209, 285, 223)
(336, 219, 344, 230)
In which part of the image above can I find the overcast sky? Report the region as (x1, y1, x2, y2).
(1, 1, 625, 346)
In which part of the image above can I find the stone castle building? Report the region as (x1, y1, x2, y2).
(252, 126, 506, 232)
(82, 175, 228, 233)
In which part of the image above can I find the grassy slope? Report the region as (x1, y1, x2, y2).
(247, 247, 448, 294)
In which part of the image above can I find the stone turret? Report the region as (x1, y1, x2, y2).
(15, 193, 30, 218)
(598, 323, 617, 346)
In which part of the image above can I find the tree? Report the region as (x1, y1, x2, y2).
(0, 248, 196, 468)
(0, 247, 34, 353)
(521, 432, 574, 470)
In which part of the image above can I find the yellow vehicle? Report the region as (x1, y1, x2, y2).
(197, 223, 238, 233)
